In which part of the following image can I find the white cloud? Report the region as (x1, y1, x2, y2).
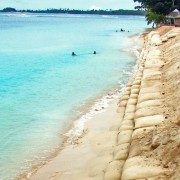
(89, 5, 101, 10)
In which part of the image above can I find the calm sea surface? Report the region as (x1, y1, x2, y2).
(0, 13, 149, 179)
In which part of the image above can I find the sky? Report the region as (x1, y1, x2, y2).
(0, 0, 140, 10)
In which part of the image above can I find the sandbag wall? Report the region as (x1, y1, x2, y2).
(104, 27, 180, 180)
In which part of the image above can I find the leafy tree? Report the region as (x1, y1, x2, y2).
(2, 7, 16, 12)
(146, 9, 166, 27)
(134, 0, 180, 26)
(134, 0, 180, 15)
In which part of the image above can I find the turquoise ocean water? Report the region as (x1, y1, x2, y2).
(0, 13, 149, 179)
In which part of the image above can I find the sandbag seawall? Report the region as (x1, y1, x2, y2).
(112, 26, 180, 180)
(83, 26, 180, 180)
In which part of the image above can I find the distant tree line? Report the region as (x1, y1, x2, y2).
(0, 7, 146, 16)
(134, 0, 180, 27)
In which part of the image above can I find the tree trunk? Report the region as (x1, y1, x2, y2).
(172, 0, 175, 7)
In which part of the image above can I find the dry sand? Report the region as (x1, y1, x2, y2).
(23, 26, 180, 180)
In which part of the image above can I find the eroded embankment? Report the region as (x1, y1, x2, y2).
(102, 26, 180, 180)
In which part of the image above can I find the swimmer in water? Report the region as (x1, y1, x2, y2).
(72, 52, 76, 56)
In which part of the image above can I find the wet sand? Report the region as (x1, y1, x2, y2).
(24, 26, 180, 180)
(25, 99, 122, 180)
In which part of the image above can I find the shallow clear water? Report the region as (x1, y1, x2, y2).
(0, 13, 149, 179)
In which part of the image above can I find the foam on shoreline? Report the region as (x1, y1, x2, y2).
(65, 88, 121, 144)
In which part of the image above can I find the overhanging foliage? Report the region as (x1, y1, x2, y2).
(134, 0, 180, 26)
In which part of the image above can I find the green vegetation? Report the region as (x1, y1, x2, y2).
(146, 9, 166, 27)
(134, 0, 180, 26)
(1, 7, 17, 12)
(0, 7, 145, 16)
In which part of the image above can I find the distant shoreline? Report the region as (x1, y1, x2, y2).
(0, 8, 145, 16)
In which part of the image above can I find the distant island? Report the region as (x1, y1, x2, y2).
(0, 7, 145, 16)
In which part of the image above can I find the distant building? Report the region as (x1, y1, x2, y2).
(166, 9, 180, 26)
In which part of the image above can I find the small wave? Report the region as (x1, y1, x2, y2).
(65, 89, 120, 144)
(101, 15, 111, 18)
(101, 15, 119, 19)
(64, 71, 136, 145)
(121, 34, 143, 58)
(2, 13, 30, 17)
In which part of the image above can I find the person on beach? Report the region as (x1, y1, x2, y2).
(72, 52, 76, 56)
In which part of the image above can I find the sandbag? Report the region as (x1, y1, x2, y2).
(133, 80, 141, 85)
(119, 120, 134, 131)
(138, 92, 162, 103)
(123, 91, 131, 96)
(119, 100, 128, 107)
(130, 94, 139, 99)
(114, 143, 130, 160)
(135, 107, 162, 119)
(141, 80, 161, 88)
(117, 106, 126, 114)
(132, 127, 154, 140)
(143, 69, 161, 76)
(128, 140, 142, 158)
(127, 98, 137, 105)
(117, 130, 133, 145)
(104, 160, 124, 180)
(131, 88, 140, 94)
(135, 115, 164, 128)
(142, 74, 161, 81)
(125, 105, 136, 113)
(136, 99, 162, 110)
(121, 156, 166, 180)
(124, 113, 135, 120)
(131, 85, 140, 89)
(120, 95, 130, 101)
(139, 86, 161, 94)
